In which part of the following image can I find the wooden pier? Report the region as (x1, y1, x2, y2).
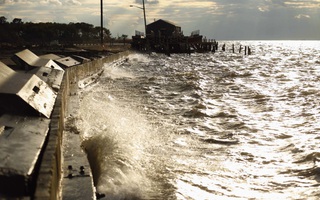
(131, 34, 217, 54)
(131, 19, 218, 54)
(131, 19, 252, 55)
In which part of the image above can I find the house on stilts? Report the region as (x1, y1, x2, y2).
(131, 19, 216, 54)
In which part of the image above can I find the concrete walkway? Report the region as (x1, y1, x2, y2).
(61, 75, 97, 199)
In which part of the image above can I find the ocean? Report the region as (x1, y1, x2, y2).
(77, 40, 320, 200)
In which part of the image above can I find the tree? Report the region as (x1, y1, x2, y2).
(0, 16, 112, 46)
(121, 34, 128, 45)
(0, 16, 8, 24)
(12, 18, 23, 24)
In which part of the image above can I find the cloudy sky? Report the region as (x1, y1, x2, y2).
(0, 0, 319, 40)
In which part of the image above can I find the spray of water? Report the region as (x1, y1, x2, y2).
(77, 57, 174, 199)
(75, 43, 320, 199)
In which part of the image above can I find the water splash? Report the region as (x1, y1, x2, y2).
(76, 42, 320, 199)
(79, 91, 163, 199)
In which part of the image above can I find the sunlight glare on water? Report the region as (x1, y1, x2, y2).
(78, 41, 320, 199)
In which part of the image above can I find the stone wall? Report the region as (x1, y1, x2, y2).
(33, 51, 131, 200)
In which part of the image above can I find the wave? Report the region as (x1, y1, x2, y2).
(76, 41, 320, 199)
(78, 91, 168, 199)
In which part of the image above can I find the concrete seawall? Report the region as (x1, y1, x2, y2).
(33, 51, 131, 199)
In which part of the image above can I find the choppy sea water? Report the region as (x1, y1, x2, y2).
(77, 41, 320, 200)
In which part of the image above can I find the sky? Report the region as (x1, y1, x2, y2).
(0, 0, 319, 40)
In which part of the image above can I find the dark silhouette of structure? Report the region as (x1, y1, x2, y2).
(131, 19, 215, 54)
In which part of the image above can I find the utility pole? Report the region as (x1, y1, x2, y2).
(100, 0, 103, 46)
(130, 0, 148, 51)
(142, 0, 147, 38)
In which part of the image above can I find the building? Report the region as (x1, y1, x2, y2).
(132, 19, 210, 54)
(147, 19, 183, 38)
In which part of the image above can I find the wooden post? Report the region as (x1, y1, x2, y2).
(248, 47, 251, 55)
(165, 37, 170, 56)
(212, 40, 216, 53)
